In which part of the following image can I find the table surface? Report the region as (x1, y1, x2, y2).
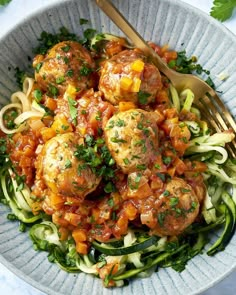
(0, 0, 236, 294)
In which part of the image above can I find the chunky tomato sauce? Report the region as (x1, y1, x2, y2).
(6, 38, 207, 255)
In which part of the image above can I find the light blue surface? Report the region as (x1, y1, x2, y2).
(0, 0, 235, 294)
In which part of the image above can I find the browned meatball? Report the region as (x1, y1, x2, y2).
(99, 49, 162, 105)
(40, 133, 101, 199)
(153, 177, 200, 236)
(33, 41, 96, 95)
(104, 109, 159, 174)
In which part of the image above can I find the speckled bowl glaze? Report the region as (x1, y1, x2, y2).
(0, 0, 236, 294)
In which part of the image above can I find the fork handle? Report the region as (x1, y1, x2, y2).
(95, 0, 169, 74)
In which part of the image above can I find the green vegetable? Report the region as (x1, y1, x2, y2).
(14, 67, 27, 89)
(92, 236, 159, 256)
(33, 27, 78, 55)
(113, 244, 187, 281)
(0, 0, 12, 6)
(207, 191, 236, 255)
(67, 97, 77, 125)
(1, 170, 42, 223)
(210, 0, 236, 22)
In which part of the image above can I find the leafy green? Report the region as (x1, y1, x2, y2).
(74, 135, 116, 184)
(170, 51, 215, 89)
(210, 0, 236, 22)
(33, 27, 78, 55)
(67, 97, 77, 125)
(0, 0, 12, 6)
(14, 67, 27, 89)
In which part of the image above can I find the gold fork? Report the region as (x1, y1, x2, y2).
(96, 0, 236, 158)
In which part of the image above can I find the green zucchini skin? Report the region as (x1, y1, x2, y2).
(207, 191, 236, 256)
(92, 236, 159, 256)
(113, 244, 187, 281)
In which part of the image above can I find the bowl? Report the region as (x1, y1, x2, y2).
(0, 0, 236, 294)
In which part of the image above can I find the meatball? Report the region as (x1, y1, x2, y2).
(104, 109, 159, 174)
(40, 133, 101, 199)
(33, 41, 96, 95)
(99, 49, 162, 105)
(153, 177, 200, 236)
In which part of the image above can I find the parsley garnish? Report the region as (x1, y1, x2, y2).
(33, 27, 77, 55)
(210, 0, 236, 22)
(64, 159, 72, 169)
(80, 65, 93, 76)
(48, 84, 59, 97)
(0, 0, 12, 6)
(80, 18, 89, 25)
(137, 91, 151, 105)
(14, 67, 26, 89)
(67, 97, 77, 125)
(33, 89, 43, 103)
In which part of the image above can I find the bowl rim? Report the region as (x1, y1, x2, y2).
(0, 0, 236, 294)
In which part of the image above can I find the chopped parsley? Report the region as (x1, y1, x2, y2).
(33, 27, 78, 55)
(61, 44, 71, 52)
(48, 84, 59, 98)
(80, 65, 93, 76)
(14, 67, 27, 89)
(64, 159, 72, 169)
(137, 91, 151, 105)
(56, 76, 65, 84)
(67, 96, 77, 125)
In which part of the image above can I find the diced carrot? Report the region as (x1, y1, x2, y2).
(105, 41, 124, 56)
(52, 213, 69, 227)
(174, 157, 187, 175)
(164, 108, 178, 119)
(115, 214, 128, 235)
(72, 228, 87, 242)
(124, 202, 137, 220)
(154, 154, 167, 173)
(156, 89, 170, 106)
(154, 109, 165, 124)
(161, 44, 169, 54)
(118, 101, 136, 112)
(191, 161, 208, 172)
(167, 166, 176, 177)
(50, 193, 65, 210)
(64, 212, 81, 227)
(91, 207, 101, 223)
(163, 51, 178, 63)
(88, 112, 100, 130)
(40, 127, 56, 142)
(51, 115, 73, 134)
(75, 241, 88, 254)
(58, 227, 70, 241)
(150, 176, 163, 190)
(31, 201, 42, 213)
(44, 96, 57, 111)
(127, 182, 153, 199)
(29, 119, 45, 132)
(66, 197, 82, 206)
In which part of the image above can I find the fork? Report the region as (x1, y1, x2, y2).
(96, 0, 236, 158)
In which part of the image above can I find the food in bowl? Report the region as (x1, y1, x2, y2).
(0, 27, 235, 288)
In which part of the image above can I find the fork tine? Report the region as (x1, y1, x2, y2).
(199, 94, 229, 131)
(194, 96, 236, 159)
(208, 89, 236, 134)
(194, 97, 224, 132)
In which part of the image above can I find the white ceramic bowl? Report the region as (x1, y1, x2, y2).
(0, 0, 236, 294)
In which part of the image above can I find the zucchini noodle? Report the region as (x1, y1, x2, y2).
(0, 77, 44, 134)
